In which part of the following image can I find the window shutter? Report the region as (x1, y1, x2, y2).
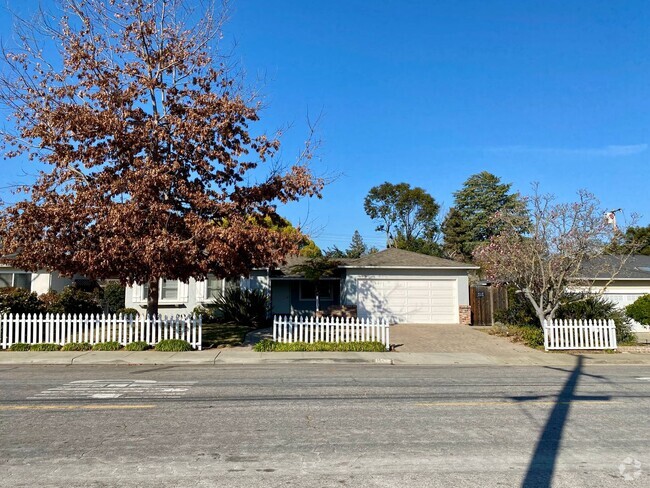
(196, 279, 206, 302)
(133, 284, 142, 303)
(179, 280, 189, 303)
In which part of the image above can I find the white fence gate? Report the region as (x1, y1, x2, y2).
(273, 315, 390, 350)
(0, 313, 202, 350)
(543, 319, 617, 351)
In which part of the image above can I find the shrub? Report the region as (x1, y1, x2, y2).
(557, 295, 636, 345)
(116, 308, 140, 316)
(0, 288, 44, 315)
(30, 343, 61, 351)
(253, 340, 387, 352)
(192, 305, 214, 322)
(154, 339, 192, 352)
(212, 288, 269, 328)
(493, 287, 538, 326)
(125, 341, 150, 351)
(489, 324, 544, 348)
(92, 341, 122, 351)
(61, 342, 92, 351)
(626, 294, 650, 326)
(101, 283, 126, 314)
(9, 342, 31, 351)
(495, 292, 637, 346)
(41, 286, 102, 315)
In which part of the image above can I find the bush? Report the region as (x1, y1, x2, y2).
(0, 288, 44, 315)
(9, 342, 31, 351)
(493, 288, 537, 327)
(192, 305, 214, 322)
(495, 292, 637, 346)
(557, 295, 636, 345)
(30, 343, 61, 351)
(101, 283, 126, 314)
(92, 341, 122, 351)
(253, 340, 387, 352)
(116, 308, 140, 316)
(489, 324, 544, 348)
(61, 342, 92, 351)
(125, 341, 150, 351)
(212, 288, 269, 328)
(626, 294, 650, 326)
(154, 339, 192, 352)
(41, 286, 102, 315)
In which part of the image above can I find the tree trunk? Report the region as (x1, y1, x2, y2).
(146, 278, 159, 317)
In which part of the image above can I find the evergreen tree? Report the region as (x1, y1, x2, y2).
(324, 245, 347, 259)
(346, 231, 368, 258)
(450, 172, 528, 258)
(441, 207, 472, 261)
(608, 225, 650, 256)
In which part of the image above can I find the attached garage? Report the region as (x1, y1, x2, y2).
(357, 278, 458, 323)
(341, 248, 478, 325)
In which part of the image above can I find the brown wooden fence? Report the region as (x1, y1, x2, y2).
(469, 284, 508, 326)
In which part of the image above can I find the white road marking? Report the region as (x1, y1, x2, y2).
(636, 377, 650, 381)
(28, 379, 196, 400)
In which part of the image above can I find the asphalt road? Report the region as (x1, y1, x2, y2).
(0, 361, 649, 488)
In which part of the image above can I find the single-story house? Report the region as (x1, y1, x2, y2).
(576, 254, 650, 331)
(126, 248, 478, 323)
(250, 248, 478, 324)
(124, 275, 232, 314)
(0, 264, 78, 295)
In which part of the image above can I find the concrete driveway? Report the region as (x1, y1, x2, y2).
(391, 323, 544, 356)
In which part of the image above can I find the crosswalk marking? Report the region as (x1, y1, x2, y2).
(28, 379, 196, 400)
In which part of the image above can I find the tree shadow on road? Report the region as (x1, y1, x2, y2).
(514, 356, 612, 488)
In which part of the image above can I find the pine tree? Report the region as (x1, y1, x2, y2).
(441, 208, 472, 261)
(346, 231, 368, 258)
(451, 172, 528, 258)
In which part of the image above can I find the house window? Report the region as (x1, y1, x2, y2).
(299, 281, 333, 301)
(206, 275, 223, 299)
(142, 279, 179, 301)
(160, 279, 178, 300)
(0, 272, 32, 290)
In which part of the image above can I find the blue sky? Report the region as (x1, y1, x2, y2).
(1, 0, 649, 250)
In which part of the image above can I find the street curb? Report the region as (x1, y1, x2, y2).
(2, 350, 650, 366)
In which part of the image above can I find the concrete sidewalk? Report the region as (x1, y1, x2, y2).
(1, 347, 650, 366)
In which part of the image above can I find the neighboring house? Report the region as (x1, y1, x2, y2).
(124, 275, 231, 314)
(577, 254, 650, 331)
(0, 264, 77, 295)
(246, 248, 478, 324)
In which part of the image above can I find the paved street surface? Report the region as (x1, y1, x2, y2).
(1, 362, 649, 487)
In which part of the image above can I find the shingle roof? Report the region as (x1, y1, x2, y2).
(342, 248, 478, 269)
(271, 256, 355, 277)
(579, 254, 650, 280)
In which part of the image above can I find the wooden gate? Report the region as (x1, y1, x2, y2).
(469, 285, 508, 326)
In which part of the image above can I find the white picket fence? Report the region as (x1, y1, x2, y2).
(543, 319, 617, 351)
(273, 315, 390, 350)
(0, 313, 202, 350)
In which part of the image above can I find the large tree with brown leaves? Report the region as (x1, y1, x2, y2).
(0, 0, 323, 315)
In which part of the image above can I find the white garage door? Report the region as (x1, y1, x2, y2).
(357, 279, 458, 324)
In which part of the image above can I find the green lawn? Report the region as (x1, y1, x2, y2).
(202, 322, 255, 348)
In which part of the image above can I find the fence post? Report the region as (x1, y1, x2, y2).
(197, 315, 202, 350)
(1, 314, 6, 350)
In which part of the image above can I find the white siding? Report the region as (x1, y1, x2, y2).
(343, 268, 470, 324)
(124, 277, 226, 316)
(572, 280, 650, 332)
